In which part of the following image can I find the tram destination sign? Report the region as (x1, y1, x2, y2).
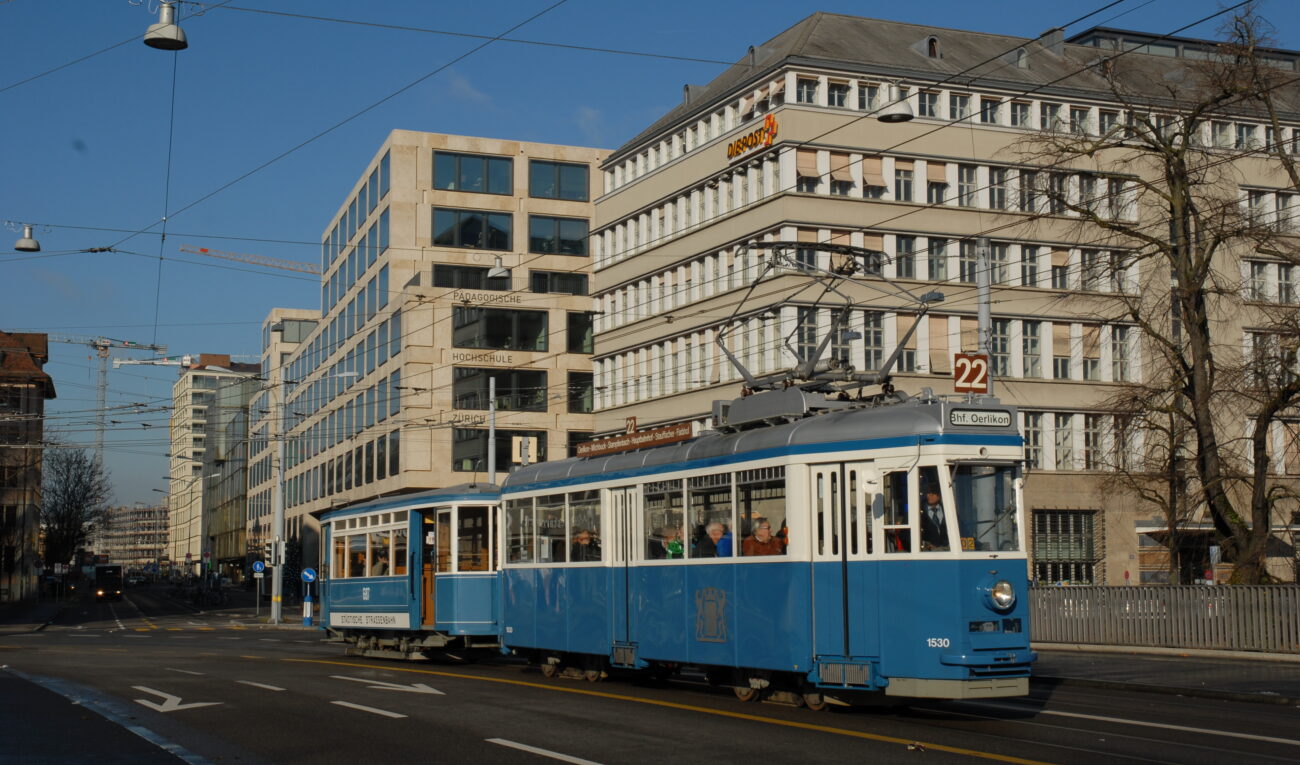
(577, 422, 693, 458)
(949, 409, 1012, 428)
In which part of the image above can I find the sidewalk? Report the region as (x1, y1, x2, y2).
(1033, 644, 1300, 704)
(0, 599, 64, 635)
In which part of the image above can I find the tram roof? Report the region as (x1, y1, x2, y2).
(318, 482, 500, 522)
(504, 395, 1020, 492)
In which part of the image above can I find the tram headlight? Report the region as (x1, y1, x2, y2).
(990, 580, 1016, 610)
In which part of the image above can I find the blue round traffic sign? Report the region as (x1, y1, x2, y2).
(301, 568, 317, 583)
(251, 560, 266, 573)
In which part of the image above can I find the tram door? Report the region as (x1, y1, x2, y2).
(810, 463, 875, 660)
(421, 514, 437, 627)
(609, 488, 637, 643)
(421, 510, 453, 627)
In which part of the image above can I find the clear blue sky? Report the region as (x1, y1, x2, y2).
(3, 0, 1297, 507)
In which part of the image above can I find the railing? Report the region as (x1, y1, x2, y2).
(1030, 585, 1300, 654)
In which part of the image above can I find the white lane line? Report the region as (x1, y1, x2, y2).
(170, 636, 197, 639)
(330, 701, 406, 718)
(237, 681, 285, 692)
(257, 639, 281, 642)
(974, 701, 1300, 747)
(69, 634, 102, 638)
(166, 668, 205, 676)
(487, 739, 605, 765)
(218, 637, 242, 641)
(122, 635, 149, 639)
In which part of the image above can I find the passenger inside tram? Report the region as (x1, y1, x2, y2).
(647, 526, 684, 559)
(741, 517, 784, 556)
(695, 521, 733, 558)
(570, 528, 602, 562)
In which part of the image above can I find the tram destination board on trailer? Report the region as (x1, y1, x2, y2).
(498, 388, 1034, 707)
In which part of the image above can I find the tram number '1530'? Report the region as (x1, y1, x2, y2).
(926, 637, 952, 648)
(952, 353, 989, 394)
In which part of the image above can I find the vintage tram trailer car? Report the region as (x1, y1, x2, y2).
(320, 483, 501, 660)
(498, 388, 1034, 706)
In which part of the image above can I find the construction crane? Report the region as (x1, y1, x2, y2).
(113, 355, 194, 369)
(177, 245, 321, 275)
(49, 335, 167, 464)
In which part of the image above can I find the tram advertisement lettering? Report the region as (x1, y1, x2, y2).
(576, 422, 693, 457)
(331, 612, 412, 629)
(949, 409, 1012, 427)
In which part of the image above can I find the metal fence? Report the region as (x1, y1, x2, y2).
(1030, 585, 1300, 654)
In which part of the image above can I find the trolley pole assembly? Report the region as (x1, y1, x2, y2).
(976, 237, 994, 397)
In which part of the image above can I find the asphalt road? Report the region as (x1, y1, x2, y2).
(2, 586, 1297, 764)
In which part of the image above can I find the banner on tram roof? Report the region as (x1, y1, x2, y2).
(576, 422, 693, 458)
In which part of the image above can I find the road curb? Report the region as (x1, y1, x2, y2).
(1032, 674, 1300, 706)
(1034, 643, 1300, 664)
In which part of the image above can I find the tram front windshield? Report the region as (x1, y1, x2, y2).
(952, 464, 1019, 552)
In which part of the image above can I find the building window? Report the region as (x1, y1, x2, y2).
(568, 372, 593, 413)
(529, 270, 588, 296)
(1047, 173, 1067, 214)
(862, 311, 884, 370)
(959, 241, 978, 283)
(433, 264, 510, 291)
(454, 367, 547, 411)
(432, 207, 512, 250)
(1021, 245, 1039, 286)
(895, 167, 914, 202)
(530, 160, 589, 201)
(1054, 414, 1074, 469)
(567, 312, 594, 354)
(1023, 321, 1042, 378)
(433, 151, 511, 195)
(1080, 249, 1103, 291)
(1099, 110, 1119, 136)
(1010, 102, 1031, 127)
(528, 215, 588, 256)
(1053, 354, 1071, 380)
(796, 307, 818, 362)
(1111, 326, 1131, 382)
(830, 179, 853, 196)
(828, 82, 849, 107)
(858, 84, 879, 110)
(1023, 412, 1043, 469)
(797, 177, 819, 193)
(1070, 107, 1091, 135)
(988, 168, 1008, 209)
(949, 93, 971, 121)
(796, 78, 819, 104)
(918, 91, 938, 118)
(1051, 260, 1069, 289)
(1019, 170, 1038, 212)
(990, 318, 1010, 376)
(1248, 261, 1270, 301)
(957, 165, 977, 207)
(927, 238, 948, 280)
(1280, 264, 1296, 304)
(1040, 102, 1061, 131)
(1033, 509, 1097, 584)
(452, 428, 546, 472)
(567, 432, 593, 458)
(980, 98, 1000, 124)
(927, 181, 948, 205)
(452, 306, 548, 351)
(1236, 123, 1258, 150)
(895, 236, 915, 279)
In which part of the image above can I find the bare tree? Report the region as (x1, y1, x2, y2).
(1017, 9, 1300, 583)
(41, 447, 111, 567)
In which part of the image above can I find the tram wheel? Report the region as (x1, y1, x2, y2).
(540, 662, 558, 679)
(583, 668, 603, 683)
(734, 686, 759, 703)
(802, 692, 829, 712)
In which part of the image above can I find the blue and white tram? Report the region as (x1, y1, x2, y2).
(320, 483, 501, 660)
(498, 392, 1034, 704)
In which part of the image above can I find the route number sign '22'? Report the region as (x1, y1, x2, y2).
(953, 353, 990, 394)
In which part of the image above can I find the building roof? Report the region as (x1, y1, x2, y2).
(0, 331, 56, 398)
(611, 12, 1300, 162)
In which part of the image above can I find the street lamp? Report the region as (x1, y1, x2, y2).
(269, 370, 358, 624)
(143, 1, 188, 51)
(13, 224, 40, 252)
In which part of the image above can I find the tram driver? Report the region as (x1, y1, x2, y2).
(919, 484, 950, 552)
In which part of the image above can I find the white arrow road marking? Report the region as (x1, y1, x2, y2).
(331, 701, 406, 718)
(330, 675, 444, 695)
(238, 680, 285, 691)
(132, 686, 222, 713)
(487, 739, 605, 765)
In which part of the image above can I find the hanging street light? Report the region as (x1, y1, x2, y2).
(144, 1, 189, 51)
(13, 224, 40, 252)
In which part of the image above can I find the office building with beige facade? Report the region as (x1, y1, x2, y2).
(257, 131, 605, 572)
(590, 14, 1300, 584)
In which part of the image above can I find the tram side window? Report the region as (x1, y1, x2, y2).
(348, 533, 367, 576)
(643, 479, 685, 560)
(392, 528, 408, 575)
(690, 473, 734, 558)
(738, 467, 786, 556)
(537, 494, 567, 562)
(953, 465, 1020, 551)
(568, 490, 602, 562)
(883, 470, 911, 553)
(506, 499, 535, 563)
(369, 531, 391, 575)
(436, 513, 452, 573)
(333, 536, 347, 578)
(458, 506, 490, 571)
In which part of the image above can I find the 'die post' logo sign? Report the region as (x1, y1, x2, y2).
(726, 114, 778, 160)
